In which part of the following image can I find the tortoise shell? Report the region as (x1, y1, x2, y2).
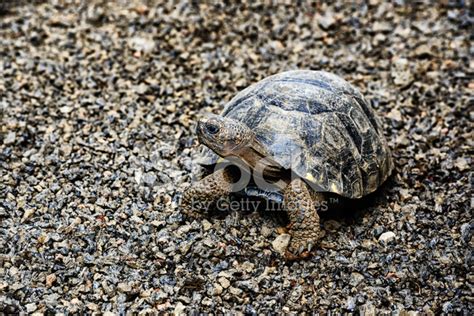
(199, 70, 393, 199)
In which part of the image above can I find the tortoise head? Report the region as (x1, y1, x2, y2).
(197, 114, 253, 157)
(197, 114, 284, 182)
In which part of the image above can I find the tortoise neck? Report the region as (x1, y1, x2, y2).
(236, 137, 282, 178)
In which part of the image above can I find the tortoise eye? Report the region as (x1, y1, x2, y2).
(206, 124, 219, 135)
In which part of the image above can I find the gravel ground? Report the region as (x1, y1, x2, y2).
(0, 1, 472, 314)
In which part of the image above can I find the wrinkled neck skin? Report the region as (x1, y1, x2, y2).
(233, 136, 284, 181)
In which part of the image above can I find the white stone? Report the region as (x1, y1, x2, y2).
(272, 234, 291, 254)
(173, 302, 186, 315)
(229, 286, 243, 295)
(350, 272, 365, 287)
(261, 225, 273, 237)
(202, 219, 212, 231)
(128, 37, 155, 53)
(25, 303, 37, 313)
(213, 283, 223, 295)
(378, 231, 396, 244)
(5, 131, 16, 144)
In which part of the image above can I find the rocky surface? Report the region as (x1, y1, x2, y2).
(0, 1, 472, 314)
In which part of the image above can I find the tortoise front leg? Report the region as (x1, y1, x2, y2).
(284, 178, 323, 260)
(181, 168, 234, 215)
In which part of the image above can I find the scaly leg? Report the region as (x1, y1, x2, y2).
(284, 178, 323, 260)
(181, 168, 234, 215)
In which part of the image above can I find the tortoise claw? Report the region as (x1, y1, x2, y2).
(284, 250, 300, 261)
(284, 249, 312, 261)
(284, 238, 316, 261)
(298, 245, 308, 255)
(300, 251, 312, 259)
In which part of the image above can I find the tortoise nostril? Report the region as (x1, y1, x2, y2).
(196, 122, 204, 134)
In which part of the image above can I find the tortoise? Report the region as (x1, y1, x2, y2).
(182, 70, 393, 259)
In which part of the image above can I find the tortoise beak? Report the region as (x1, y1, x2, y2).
(196, 121, 206, 140)
(196, 120, 203, 133)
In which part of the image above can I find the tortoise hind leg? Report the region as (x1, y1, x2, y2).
(284, 178, 323, 260)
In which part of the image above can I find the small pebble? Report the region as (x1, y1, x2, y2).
(378, 232, 397, 244)
(46, 273, 56, 287)
(25, 303, 37, 313)
(173, 302, 186, 315)
(218, 277, 230, 289)
(350, 272, 365, 287)
(272, 234, 291, 255)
